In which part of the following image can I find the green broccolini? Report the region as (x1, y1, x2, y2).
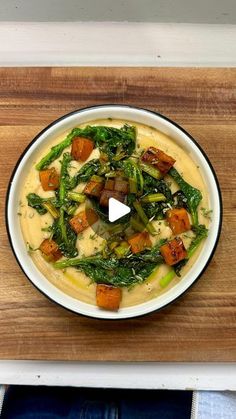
(27, 193, 60, 215)
(54, 241, 165, 287)
(188, 224, 208, 257)
(169, 167, 202, 226)
(140, 174, 173, 220)
(27, 193, 48, 215)
(51, 213, 78, 258)
(173, 223, 208, 277)
(160, 224, 208, 286)
(59, 152, 71, 205)
(36, 127, 84, 170)
(69, 159, 101, 189)
(91, 124, 136, 160)
(26, 121, 209, 295)
(123, 159, 144, 195)
(53, 152, 78, 258)
(36, 124, 136, 170)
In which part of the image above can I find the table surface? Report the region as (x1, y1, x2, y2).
(0, 67, 235, 362)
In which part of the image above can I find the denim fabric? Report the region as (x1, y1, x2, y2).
(1, 386, 192, 419)
(196, 391, 236, 419)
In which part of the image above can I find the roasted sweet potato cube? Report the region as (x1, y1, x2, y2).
(71, 137, 94, 162)
(104, 179, 115, 191)
(69, 208, 98, 233)
(128, 231, 152, 254)
(86, 208, 99, 226)
(96, 284, 122, 311)
(99, 190, 125, 207)
(141, 147, 176, 174)
(83, 180, 104, 198)
(166, 208, 191, 235)
(39, 168, 59, 191)
(160, 237, 187, 266)
(114, 177, 129, 194)
(39, 239, 62, 261)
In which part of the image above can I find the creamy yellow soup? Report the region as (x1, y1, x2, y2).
(19, 119, 209, 308)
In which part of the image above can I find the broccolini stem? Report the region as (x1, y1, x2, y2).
(36, 128, 82, 171)
(42, 202, 59, 219)
(57, 153, 73, 249)
(58, 207, 68, 245)
(187, 226, 208, 258)
(54, 255, 101, 269)
(146, 265, 159, 282)
(160, 225, 208, 284)
(59, 152, 71, 205)
(133, 201, 156, 235)
(159, 269, 175, 288)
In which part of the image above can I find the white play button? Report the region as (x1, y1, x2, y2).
(108, 198, 131, 222)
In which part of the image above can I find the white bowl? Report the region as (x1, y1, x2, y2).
(6, 105, 222, 319)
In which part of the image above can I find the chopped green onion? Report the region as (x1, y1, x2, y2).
(123, 159, 143, 196)
(130, 216, 146, 232)
(108, 224, 124, 235)
(109, 241, 119, 251)
(67, 191, 86, 203)
(91, 175, 104, 183)
(129, 178, 138, 194)
(114, 242, 130, 258)
(139, 162, 162, 179)
(65, 204, 78, 215)
(141, 193, 166, 203)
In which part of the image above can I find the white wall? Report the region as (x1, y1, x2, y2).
(0, 0, 235, 24)
(1, 22, 235, 66)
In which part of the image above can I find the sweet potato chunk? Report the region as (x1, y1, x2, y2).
(39, 168, 59, 191)
(83, 180, 104, 198)
(114, 177, 129, 194)
(104, 179, 115, 191)
(71, 137, 94, 162)
(69, 208, 98, 234)
(141, 147, 176, 174)
(166, 208, 191, 235)
(160, 237, 187, 266)
(39, 239, 62, 261)
(128, 231, 152, 254)
(99, 190, 125, 207)
(96, 284, 122, 311)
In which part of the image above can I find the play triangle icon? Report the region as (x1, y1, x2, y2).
(108, 198, 131, 222)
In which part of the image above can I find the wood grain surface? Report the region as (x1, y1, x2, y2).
(0, 67, 235, 361)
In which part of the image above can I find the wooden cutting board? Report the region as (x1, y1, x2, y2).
(0, 67, 235, 362)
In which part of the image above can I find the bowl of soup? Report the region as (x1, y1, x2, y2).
(6, 105, 222, 319)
